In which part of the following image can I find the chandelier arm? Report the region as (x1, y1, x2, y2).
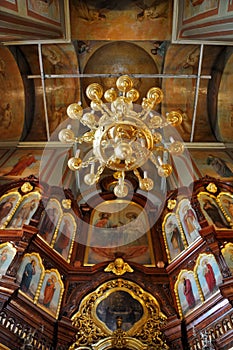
(92, 101, 108, 115)
(80, 156, 99, 169)
(135, 110, 146, 119)
(80, 116, 98, 130)
(152, 145, 166, 152)
(133, 169, 142, 181)
(141, 110, 152, 121)
(158, 121, 170, 128)
(74, 137, 86, 144)
(95, 164, 105, 180)
(149, 153, 160, 168)
(101, 102, 115, 118)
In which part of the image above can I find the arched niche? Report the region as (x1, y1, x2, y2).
(82, 41, 160, 107)
(69, 279, 168, 350)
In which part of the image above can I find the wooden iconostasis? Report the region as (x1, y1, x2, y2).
(0, 175, 232, 349)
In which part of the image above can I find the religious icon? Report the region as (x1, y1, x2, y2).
(163, 214, 186, 262)
(5, 153, 37, 177)
(84, 200, 155, 266)
(38, 269, 64, 319)
(175, 270, 202, 317)
(39, 199, 61, 244)
(221, 243, 233, 274)
(43, 275, 57, 308)
(198, 193, 231, 229)
(196, 253, 222, 299)
(7, 193, 40, 229)
(178, 199, 201, 245)
(16, 253, 43, 301)
(52, 214, 76, 262)
(0, 242, 16, 276)
(96, 290, 144, 332)
(206, 155, 233, 178)
(218, 193, 233, 224)
(0, 193, 19, 228)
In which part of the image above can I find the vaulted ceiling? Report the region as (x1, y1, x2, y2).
(0, 1, 233, 147)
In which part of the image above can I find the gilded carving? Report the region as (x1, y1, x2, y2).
(167, 199, 177, 210)
(69, 279, 168, 349)
(21, 182, 33, 193)
(62, 199, 72, 209)
(111, 316, 127, 348)
(206, 182, 218, 193)
(104, 258, 133, 275)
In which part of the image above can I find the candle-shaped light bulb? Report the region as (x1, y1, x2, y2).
(84, 163, 96, 185)
(58, 127, 75, 144)
(90, 163, 95, 174)
(169, 136, 175, 143)
(168, 138, 184, 155)
(75, 149, 80, 158)
(157, 156, 163, 165)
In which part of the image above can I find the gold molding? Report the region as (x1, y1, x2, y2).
(92, 336, 148, 350)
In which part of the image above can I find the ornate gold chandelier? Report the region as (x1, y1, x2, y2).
(58, 75, 184, 198)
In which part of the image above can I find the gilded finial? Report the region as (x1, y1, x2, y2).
(21, 182, 33, 193)
(167, 199, 177, 210)
(62, 199, 72, 209)
(112, 316, 127, 348)
(206, 182, 218, 193)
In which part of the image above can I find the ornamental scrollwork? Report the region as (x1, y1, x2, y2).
(69, 279, 168, 349)
(135, 316, 169, 349)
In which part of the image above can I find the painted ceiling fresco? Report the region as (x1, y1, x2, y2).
(0, 46, 25, 141)
(70, 0, 172, 41)
(0, 0, 232, 144)
(2, 40, 232, 144)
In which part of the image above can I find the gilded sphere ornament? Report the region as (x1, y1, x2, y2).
(84, 173, 96, 186)
(168, 141, 185, 155)
(139, 177, 154, 191)
(67, 103, 83, 120)
(147, 87, 163, 104)
(114, 184, 129, 198)
(158, 164, 173, 177)
(86, 83, 103, 101)
(68, 157, 82, 170)
(166, 111, 183, 126)
(116, 75, 133, 92)
(58, 128, 75, 144)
